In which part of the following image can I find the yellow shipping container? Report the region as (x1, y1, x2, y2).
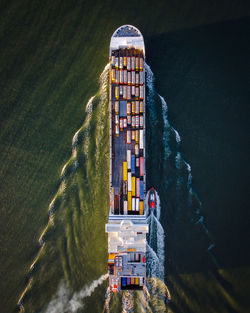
(135, 277, 139, 285)
(123, 162, 127, 181)
(128, 192, 132, 211)
(132, 176, 136, 196)
(139, 201, 144, 215)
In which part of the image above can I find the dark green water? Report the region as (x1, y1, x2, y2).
(0, 1, 250, 312)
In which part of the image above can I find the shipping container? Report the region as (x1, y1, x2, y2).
(124, 200, 128, 215)
(132, 71, 135, 85)
(140, 115, 143, 128)
(115, 101, 119, 114)
(127, 115, 131, 125)
(128, 191, 132, 211)
(131, 277, 135, 284)
(132, 116, 136, 128)
(132, 197, 135, 211)
(115, 124, 119, 137)
(139, 101, 143, 113)
(115, 86, 119, 100)
(115, 115, 119, 125)
(111, 55, 115, 67)
(132, 130, 135, 141)
(131, 85, 135, 96)
(123, 70, 127, 84)
(119, 56, 123, 69)
(127, 150, 131, 170)
(136, 178, 140, 197)
(131, 56, 135, 70)
(123, 181, 127, 196)
(140, 157, 144, 176)
(131, 155, 135, 174)
(123, 162, 127, 181)
(136, 157, 139, 167)
(128, 71, 131, 85)
(139, 85, 144, 99)
(127, 277, 131, 285)
(127, 85, 131, 99)
(122, 277, 126, 287)
(135, 57, 139, 71)
(119, 70, 123, 84)
(135, 277, 139, 285)
(123, 85, 127, 99)
(139, 71, 143, 84)
(126, 130, 131, 144)
(132, 101, 135, 114)
(135, 144, 139, 156)
(140, 181, 144, 199)
(124, 55, 127, 67)
(135, 101, 139, 114)
(115, 57, 119, 69)
(111, 69, 116, 82)
(116, 70, 119, 83)
(139, 201, 144, 215)
(139, 277, 143, 286)
(140, 57, 143, 70)
(119, 85, 123, 97)
(120, 118, 123, 130)
(135, 130, 139, 143)
(135, 86, 139, 98)
(136, 72, 139, 85)
(127, 102, 131, 115)
(139, 129, 144, 149)
(127, 57, 131, 71)
(135, 116, 139, 128)
(132, 176, 136, 196)
(136, 198, 139, 212)
(128, 172, 132, 192)
(123, 118, 127, 128)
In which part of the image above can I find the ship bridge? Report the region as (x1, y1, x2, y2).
(110, 25, 145, 56)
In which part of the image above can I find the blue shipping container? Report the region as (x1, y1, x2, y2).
(140, 181, 144, 199)
(131, 155, 135, 174)
(122, 277, 127, 287)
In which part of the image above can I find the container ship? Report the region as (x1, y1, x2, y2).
(105, 25, 149, 292)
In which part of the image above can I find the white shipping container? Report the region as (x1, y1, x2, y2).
(128, 172, 132, 192)
(119, 85, 123, 96)
(120, 118, 123, 130)
(135, 101, 139, 114)
(135, 115, 139, 128)
(124, 200, 128, 215)
(139, 101, 143, 113)
(132, 197, 136, 211)
(140, 115, 144, 128)
(123, 85, 127, 99)
(139, 277, 143, 286)
(135, 144, 139, 156)
(131, 85, 135, 96)
(136, 72, 139, 84)
(115, 124, 119, 136)
(132, 130, 135, 141)
(139, 71, 143, 84)
(123, 118, 127, 128)
(120, 70, 123, 84)
(136, 198, 139, 211)
(127, 102, 131, 115)
(116, 70, 119, 83)
(139, 85, 144, 99)
(139, 129, 144, 149)
(119, 56, 123, 69)
(115, 57, 119, 69)
(127, 57, 131, 71)
(127, 150, 131, 170)
(135, 57, 139, 70)
(123, 70, 127, 84)
(136, 157, 139, 167)
(111, 55, 115, 66)
(132, 71, 135, 85)
(128, 71, 131, 85)
(131, 56, 135, 70)
(127, 86, 131, 99)
(115, 101, 119, 114)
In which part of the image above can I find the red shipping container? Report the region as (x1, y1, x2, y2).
(140, 157, 144, 176)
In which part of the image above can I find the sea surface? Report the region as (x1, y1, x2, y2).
(0, 1, 250, 312)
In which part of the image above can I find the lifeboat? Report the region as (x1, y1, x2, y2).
(148, 187, 157, 209)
